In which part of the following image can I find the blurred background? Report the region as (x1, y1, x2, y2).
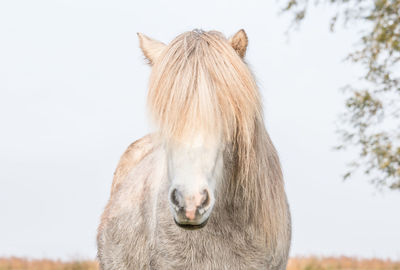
(1, 0, 399, 267)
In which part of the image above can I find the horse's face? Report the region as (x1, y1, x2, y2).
(165, 138, 223, 230)
(137, 30, 249, 230)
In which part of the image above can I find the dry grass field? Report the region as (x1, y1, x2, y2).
(0, 256, 399, 270)
(287, 257, 400, 270)
(0, 258, 98, 270)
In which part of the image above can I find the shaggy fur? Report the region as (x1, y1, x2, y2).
(97, 29, 291, 269)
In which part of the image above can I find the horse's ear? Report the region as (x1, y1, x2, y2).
(229, 29, 248, 58)
(137, 33, 166, 65)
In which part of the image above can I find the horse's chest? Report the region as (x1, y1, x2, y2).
(150, 225, 270, 270)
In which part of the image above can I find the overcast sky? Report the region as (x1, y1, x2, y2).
(1, 0, 399, 261)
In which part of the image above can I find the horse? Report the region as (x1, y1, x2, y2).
(97, 29, 291, 270)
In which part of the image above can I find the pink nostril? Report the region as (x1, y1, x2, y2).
(185, 209, 196, 220)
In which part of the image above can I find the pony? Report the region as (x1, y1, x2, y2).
(97, 29, 291, 270)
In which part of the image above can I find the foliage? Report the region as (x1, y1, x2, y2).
(282, 0, 400, 189)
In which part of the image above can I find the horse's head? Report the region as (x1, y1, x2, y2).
(164, 137, 223, 229)
(138, 29, 249, 229)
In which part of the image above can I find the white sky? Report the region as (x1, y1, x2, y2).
(1, 0, 399, 261)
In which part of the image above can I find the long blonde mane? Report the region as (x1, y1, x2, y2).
(147, 30, 289, 250)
